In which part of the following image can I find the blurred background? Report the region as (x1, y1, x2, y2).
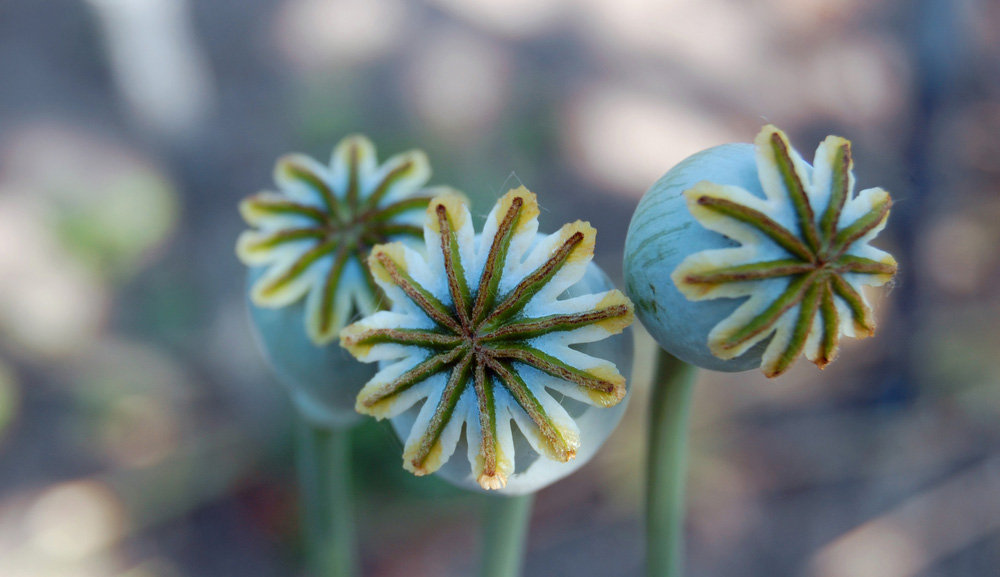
(0, 0, 998, 575)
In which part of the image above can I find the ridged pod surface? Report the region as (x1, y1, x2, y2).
(625, 143, 767, 372)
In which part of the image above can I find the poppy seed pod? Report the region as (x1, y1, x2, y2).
(341, 188, 635, 493)
(237, 135, 457, 427)
(624, 125, 897, 377)
(247, 266, 376, 427)
(390, 260, 632, 494)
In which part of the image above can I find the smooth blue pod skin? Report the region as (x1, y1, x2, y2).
(624, 143, 768, 372)
(390, 262, 634, 495)
(247, 267, 377, 429)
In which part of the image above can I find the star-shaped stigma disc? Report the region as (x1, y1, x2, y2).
(341, 188, 633, 490)
(237, 135, 454, 344)
(673, 125, 898, 377)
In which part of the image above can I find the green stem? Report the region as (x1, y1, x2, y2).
(296, 417, 358, 577)
(646, 349, 698, 577)
(481, 494, 535, 577)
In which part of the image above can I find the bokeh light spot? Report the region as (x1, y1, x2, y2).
(26, 481, 126, 560)
(405, 30, 511, 141)
(429, 0, 568, 38)
(563, 85, 739, 196)
(275, 0, 410, 71)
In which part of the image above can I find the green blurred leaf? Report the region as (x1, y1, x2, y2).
(0, 361, 20, 442)
(53, 173, 178, 281)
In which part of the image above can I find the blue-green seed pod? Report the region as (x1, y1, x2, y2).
(237, 135, 453, 426)
(625, 143, 766, 372)
(625, 126, 896, 377)
(341, 189, 635, 494)
(388, 260, 634, 495)
(247, 266, 376, 428)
